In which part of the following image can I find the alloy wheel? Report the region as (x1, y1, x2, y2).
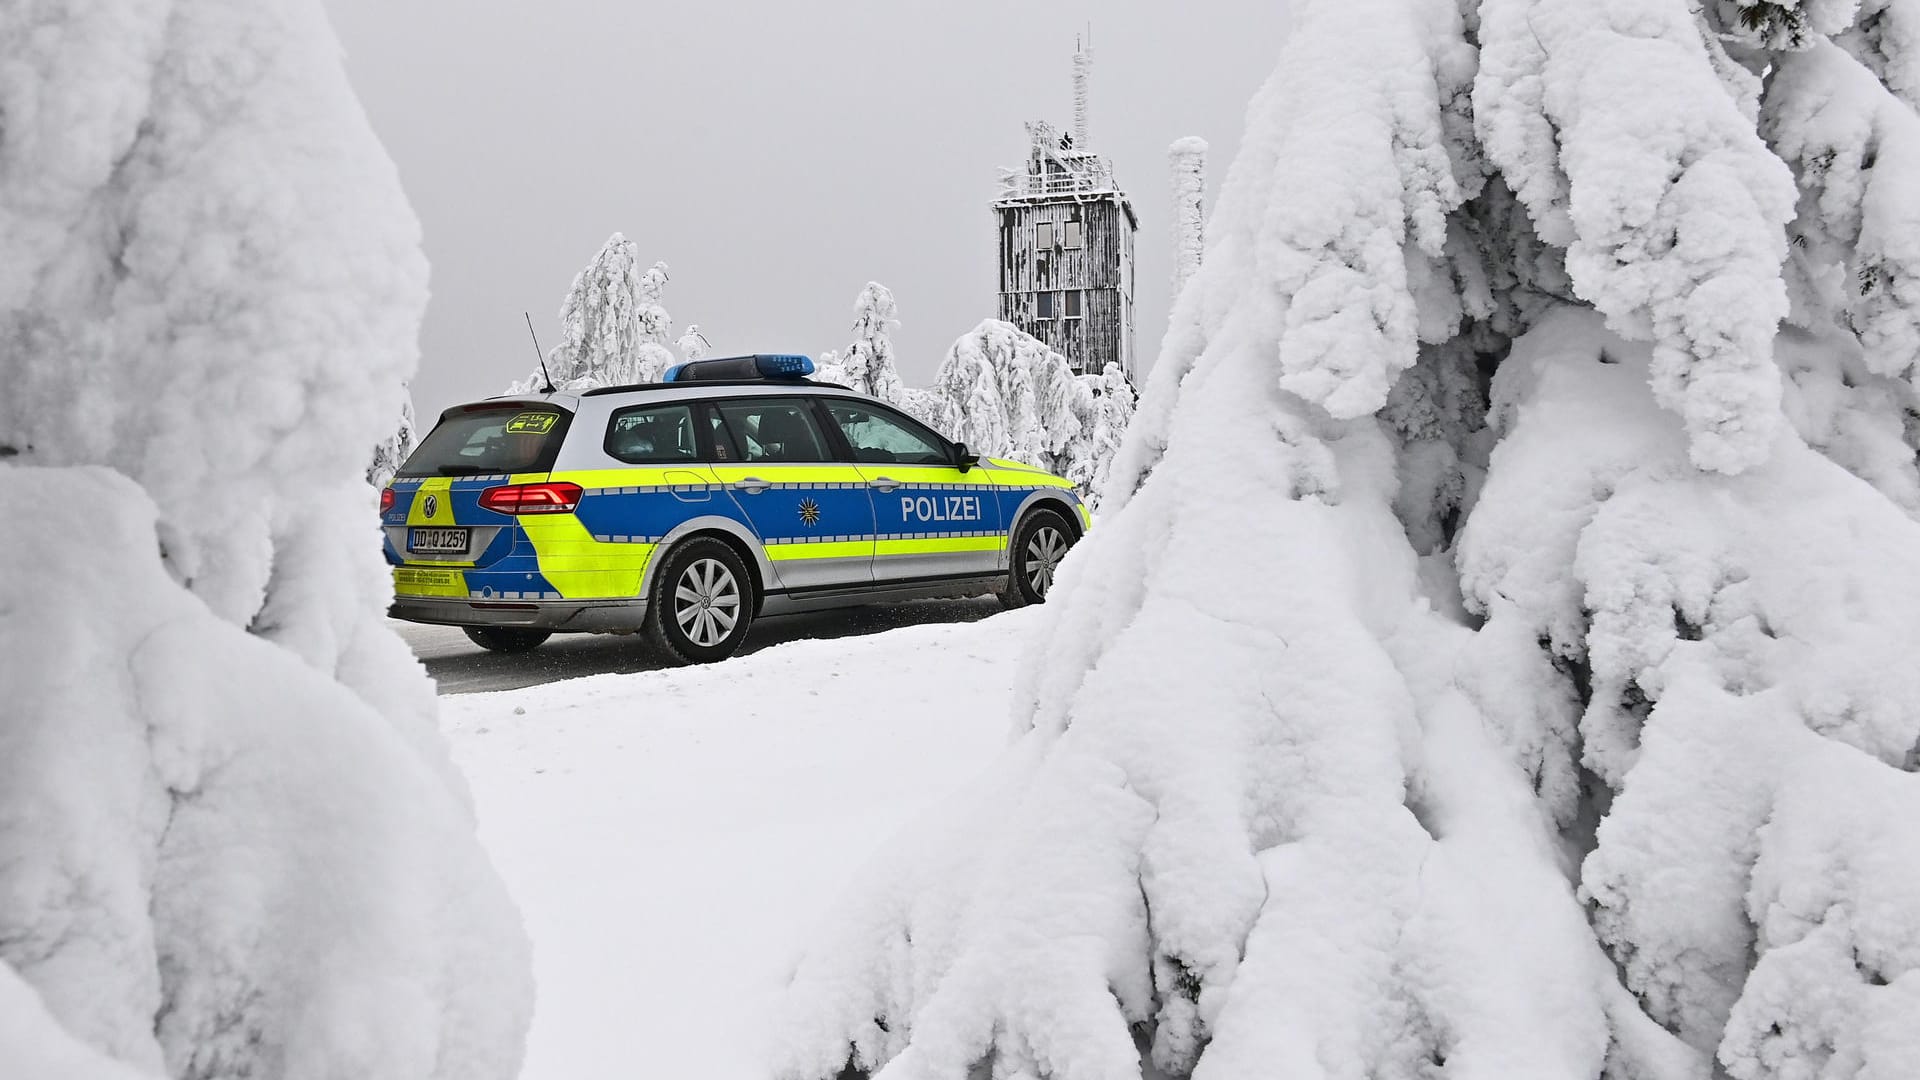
(673, 557, 741, 648)
(1024, 526, 1068, 597)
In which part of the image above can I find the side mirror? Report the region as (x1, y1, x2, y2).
(952, 442, 980, 473)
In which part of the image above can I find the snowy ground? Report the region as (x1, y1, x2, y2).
(396, 598, 1001, 694)
(441, 610, 1035, 1078)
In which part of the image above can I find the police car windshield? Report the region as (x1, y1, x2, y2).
(397, 404, 573, 478)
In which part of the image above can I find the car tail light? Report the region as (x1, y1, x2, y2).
(479, 482, 582, 514)
(380, 487, 395, 514)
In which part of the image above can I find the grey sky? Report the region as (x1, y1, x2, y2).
(325, 1, 1289, 421)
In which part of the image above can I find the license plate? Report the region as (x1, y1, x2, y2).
(408, 527, 470, 554)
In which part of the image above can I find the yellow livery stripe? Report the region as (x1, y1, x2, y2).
(984, 467, 1074, 489)
(874, 536, 1006, 557)
(764, 540, 873, 562)
(516, 512, 654, 599)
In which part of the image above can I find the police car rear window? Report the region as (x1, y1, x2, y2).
(396, 405, 573, 478)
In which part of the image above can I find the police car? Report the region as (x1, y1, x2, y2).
(382, 354, 1088, 663)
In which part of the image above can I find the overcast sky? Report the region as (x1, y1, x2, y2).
(325, 1, 1290, 420)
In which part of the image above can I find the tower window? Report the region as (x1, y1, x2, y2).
(1036, 221, 1054, 249)
(1064, 221, 1083, 249)
(1037, 291, 1056, 319)
(1064, 291, 1083, 319)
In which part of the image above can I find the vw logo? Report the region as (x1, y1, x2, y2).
(423, 493, 439, 518)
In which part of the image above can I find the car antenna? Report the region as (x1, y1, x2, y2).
(524, 311, 557, 393)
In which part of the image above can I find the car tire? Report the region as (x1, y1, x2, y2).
(1000, 507, 1076, 608)
(463, 626, 552, 653)
(644, 536, 755, 665)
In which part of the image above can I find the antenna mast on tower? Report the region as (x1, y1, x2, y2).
(1072, 29, 1092, 148)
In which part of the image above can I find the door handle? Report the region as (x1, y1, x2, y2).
(869, 477, 901, 493)
(733, 477, 770, 494)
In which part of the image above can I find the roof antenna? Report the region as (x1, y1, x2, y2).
(524, 311, 557, 393)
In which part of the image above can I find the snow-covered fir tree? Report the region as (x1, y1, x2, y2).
(775, 3, 1920, 1079)
(0, 0, 531, 1073)
(632, 259, 678, 380)
(677, 323, 710, 362)
(366, 388, 416, 487)
(1070, 362, 1138, 508)
(812, 284, 905, 402)
(907, 320, 1134, 507)
(513, 236, 676, 392)
(843, 282, 905, 403)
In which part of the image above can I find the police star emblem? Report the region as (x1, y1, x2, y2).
(797, 497, 822, 528)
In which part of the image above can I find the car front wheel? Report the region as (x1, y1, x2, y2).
(645, 537, 755, 664)
(1001, 508, 1076, 608)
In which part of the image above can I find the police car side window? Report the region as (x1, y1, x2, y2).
(712, 399, 832, 463)
(823, 402, 949, 465)
(604, 403, 700, 464)
(703, 405, 741, 462)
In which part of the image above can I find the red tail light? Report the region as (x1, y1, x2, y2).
(380, 487, 396, 514)
(479, 482, 582, 515)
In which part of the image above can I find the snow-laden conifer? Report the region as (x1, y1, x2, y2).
(366, 389, 416, 488)
(776, 1, 1920, 1077)
(677, 323, 711, 362)
(841, 282, 906, 403)
(908, 320, 1132, 505)
(513, 235, 672, 392)
(1074, 362, 1138, 510)
(1838, 0, 1920, 109)
(1476, 0, 1801, 472)
(0, 0, 531, 1072)
(923, 322, 1014, 456)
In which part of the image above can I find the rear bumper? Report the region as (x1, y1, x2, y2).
(388, 596, 648, 632)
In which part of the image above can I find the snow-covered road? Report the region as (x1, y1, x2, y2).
(397, 597, 1002, 693)
(440, 611, 1032, 1078)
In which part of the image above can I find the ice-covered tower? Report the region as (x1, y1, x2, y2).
(993, 39, 1138, 378)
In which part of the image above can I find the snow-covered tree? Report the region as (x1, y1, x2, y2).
(896, 385, 944, 429)
(839, 282, 905, 403)
(907, 320, 1137, 506)
(366, 388, 417, 487)
(922, 322, 1014, 455)
(1069, 362, 1138, 509)
(677, 323, 711, 362)
(0, 0, 531, 1073)
(513, 237, 676, 392)
(776, 3, 1920, 1079)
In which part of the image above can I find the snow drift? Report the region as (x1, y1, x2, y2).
(2, 469, 531, 1078)
(775, 0, 1920, 1077)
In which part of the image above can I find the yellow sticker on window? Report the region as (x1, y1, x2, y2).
(505, 412, 558, 434)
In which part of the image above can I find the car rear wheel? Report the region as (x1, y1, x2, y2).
(645, 537, 755, 665)
(463, 626, 552, 653)
(1000, 508, 1076, 608)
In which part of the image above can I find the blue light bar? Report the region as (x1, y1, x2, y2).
(755, 354, 815, 378)
(662, 354, 816, 383)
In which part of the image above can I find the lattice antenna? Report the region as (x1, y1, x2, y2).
(1072, 30, 1092, 149)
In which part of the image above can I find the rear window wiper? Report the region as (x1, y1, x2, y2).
(433, 465, 499, 476)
